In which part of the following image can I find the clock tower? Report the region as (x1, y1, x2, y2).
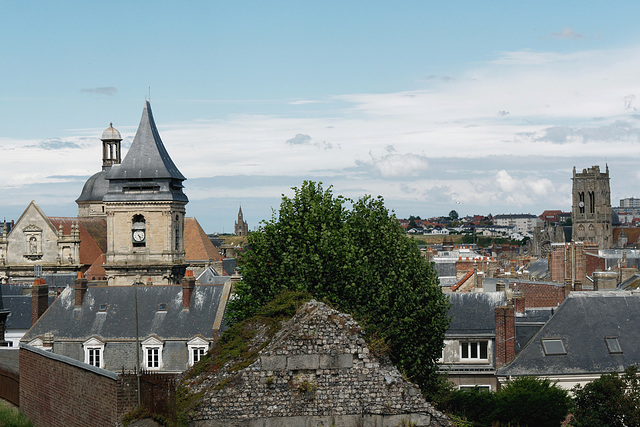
(571, 165, 612, 249)
(103, 101, 188, 285)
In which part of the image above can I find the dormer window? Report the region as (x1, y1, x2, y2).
(187, 337, 210, 367)
(141, 337, 164, 370)
(83, 337, 105, 369)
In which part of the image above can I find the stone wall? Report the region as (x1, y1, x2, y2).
(186, 301, 450, 426)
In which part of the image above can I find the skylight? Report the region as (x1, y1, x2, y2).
(605, 337, 622, 354)
(542, 339, 566, 355)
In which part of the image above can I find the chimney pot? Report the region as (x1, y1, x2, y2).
(75, 273, 88, 307)
(182, 273, 196, 308)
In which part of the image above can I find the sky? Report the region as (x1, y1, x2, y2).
(2, 1, 640, 233)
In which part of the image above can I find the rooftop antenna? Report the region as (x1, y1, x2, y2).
(148, 87, 151, 101)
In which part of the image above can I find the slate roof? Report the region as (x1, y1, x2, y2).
(526, 258, 549, 280)
(446, 292, 507, 337)
(107, 101, 185, 182)
(197, 266, 231, 285)
(0, 284, 56, 330)
(22, 284, 228, 342)
(498, 291, 640, 377)
(76, 170, 109, 203)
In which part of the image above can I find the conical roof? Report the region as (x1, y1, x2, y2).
(106, 101, 185, 181)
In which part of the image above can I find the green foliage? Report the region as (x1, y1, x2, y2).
(495, 377, 571, 427)
(438, 386, 497, 426)
(571, 366, 640, 427)
(227, 181, 450, 395)
(437, 377, 570, 427)
(122, 406, 168, 426)
(449, 210, 459, 221)
(0, 401, 32, 427)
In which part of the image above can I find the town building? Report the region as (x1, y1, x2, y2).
(493, 214, 541, 234)
(572, 165, 613, 249)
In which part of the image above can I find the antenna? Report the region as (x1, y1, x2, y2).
(148, 87, 151, 101)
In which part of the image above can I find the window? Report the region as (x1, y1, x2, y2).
(192, 347, 206, 363)
(147, 347, 160, 368)
(542, 338, 566, 355)
(605, 337, 622, 354)
(83, 337, 105, 369)
(459, 385, 491, 391)
(187, 336, 210, 367)
(141, 337, 163, 370)
(460, 341, 488, 360)
(88, 348, 101, 367)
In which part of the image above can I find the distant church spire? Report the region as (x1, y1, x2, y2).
(235, 206, 249, 236)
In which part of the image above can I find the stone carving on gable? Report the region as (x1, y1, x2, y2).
(23, 224, 43, 260)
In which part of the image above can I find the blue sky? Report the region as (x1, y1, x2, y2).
(2, 1, 640, 232)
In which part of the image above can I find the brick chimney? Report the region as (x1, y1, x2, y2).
(495, 302, 516, 367)
(31, 278, 49, 326)
(513, 290, 525, 315)
(182, 270, 195, 308)
(75, 272, 88, 307)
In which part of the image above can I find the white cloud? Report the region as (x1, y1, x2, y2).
(5, 44, 640, 229)
(551, 27, 584, 40)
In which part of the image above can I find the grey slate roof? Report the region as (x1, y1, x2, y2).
(498, 291, 640, 377)
(197, 266, 231, 285)
(104, 101, 188, 203)
(0, 284, 56, 330)
(446, 292, 507, 337)
(22, 284, 226, 342)
(526, 258, 549, 280)
(76, 170, 109, 202)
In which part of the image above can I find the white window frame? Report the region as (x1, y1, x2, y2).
(187, 336, 209, 367)
(141, 336, 164, 371)
(459, 385, 492, 391)
(460, 341, 489, 361)
(83, 337, 105, 369)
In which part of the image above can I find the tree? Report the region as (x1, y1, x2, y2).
(495, 377, 571, 427)
(408, 215, 420, 229)
(449, 210, 459, 221)
(228, 181, 450, 395)
(571, 366, 640, 427)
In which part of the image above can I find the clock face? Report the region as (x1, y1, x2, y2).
(133, 230, 145, 242)
(578, 201, 585, 208)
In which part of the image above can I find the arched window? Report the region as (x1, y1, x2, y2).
(132, 215, 146, 247)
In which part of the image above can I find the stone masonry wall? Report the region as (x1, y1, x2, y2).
(187, 300, 450, 426)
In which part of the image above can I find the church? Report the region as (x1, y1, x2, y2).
(0, 101, 223, 286)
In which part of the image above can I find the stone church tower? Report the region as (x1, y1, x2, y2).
(234, 206, 249, 236)
(103, 101, 188, 286)
(572, 165, 612, 249)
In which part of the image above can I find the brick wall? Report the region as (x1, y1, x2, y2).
(509, 282, 566, 308)
(19, 345, 138, 427)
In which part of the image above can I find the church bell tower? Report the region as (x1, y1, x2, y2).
(572, 165, 612, 249)
(103, 101, 188, 286)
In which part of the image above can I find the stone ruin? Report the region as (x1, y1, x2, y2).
(184, 300, 451, 426)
